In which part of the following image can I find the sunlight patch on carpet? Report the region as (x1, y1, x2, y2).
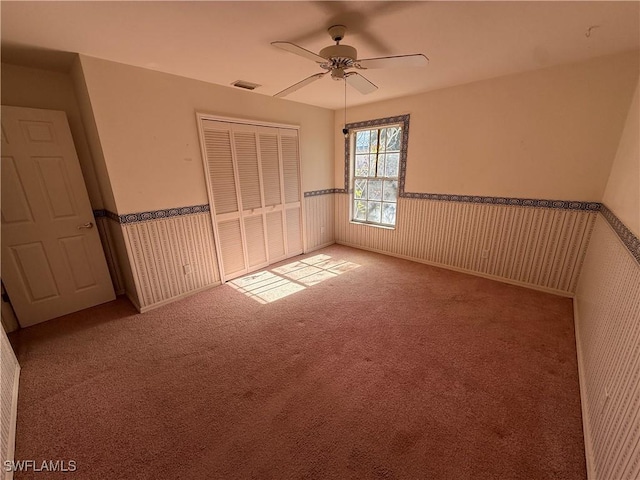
(229, 254, 360, 303)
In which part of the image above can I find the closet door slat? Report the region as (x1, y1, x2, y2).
(266, 211, 286, 262)
(217, 219, 246, 278)
(245, 215, 268, 268)
(203, 128, 238, 215)
(233, 131, 262, 211)
(259, 132, 282, 207)
(286, 208, 303, 256)
(281, 133, 301, 205)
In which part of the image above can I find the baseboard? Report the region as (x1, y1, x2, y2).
(335, 241, 575, 298)
(573, 297, 595, 479)
(138, 282, 222, 313)
(4, 363, 20, 480)
(305, 240, 336, 254)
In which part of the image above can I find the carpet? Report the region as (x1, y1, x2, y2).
(8, 244, 586, 479)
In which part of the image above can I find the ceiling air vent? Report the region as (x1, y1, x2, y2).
(231, 80, 261, 91)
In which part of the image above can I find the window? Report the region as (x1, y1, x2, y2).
(347, 116, 409, 227)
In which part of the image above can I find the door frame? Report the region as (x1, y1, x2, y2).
(195, 113, 307, 283)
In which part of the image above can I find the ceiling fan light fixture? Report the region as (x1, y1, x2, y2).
(331, 68, 345, 81)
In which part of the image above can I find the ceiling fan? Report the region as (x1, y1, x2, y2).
(271, 25, 428, 98)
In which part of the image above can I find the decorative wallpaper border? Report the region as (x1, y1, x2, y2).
(600, 204, 640, 265)
(332, 190, 600, 211)
(399, 194, 601, 211)
(304, 189, 341, 197)
(93, 204, 211, 225)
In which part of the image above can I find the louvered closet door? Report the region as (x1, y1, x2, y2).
(202, 120, 247, 279)
(200, 118, 303, 282)
(280, 129, 303, 255)
(258, 127, 286, 263)
(232, 124, 269, 271)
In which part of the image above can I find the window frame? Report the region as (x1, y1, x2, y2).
(343, 114, 410, 229)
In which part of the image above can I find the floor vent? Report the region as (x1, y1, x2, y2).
(231, 80, 261, 91)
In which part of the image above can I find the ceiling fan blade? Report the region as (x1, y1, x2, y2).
(271, 41, 326, 64)
(356, 54, 429, 70)
(274, 72, 327, 98)
(345, 72, 378, 95)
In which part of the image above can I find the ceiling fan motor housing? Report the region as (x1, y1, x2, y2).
(319, 44, 358, 69)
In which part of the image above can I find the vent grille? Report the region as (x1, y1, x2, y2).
(231, 80, 261, 91)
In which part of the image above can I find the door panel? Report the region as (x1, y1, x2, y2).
(217, 219, 246, 278)
(19, 120, 57, 143)
(9, 242, 59, 301)
(286, 208, 303, 255)
(266, 211, 286, 262)
(281, 133, 301, 204)
(233, 131, 262, 211)
(244, 215, 268, 268)
(1, 156, 34, 224)
(1, 106, 115, 326)
(203, 127, 238, 215)
(59, 235, 98, 291)
(34, 156, 78, 218)
(259, 131, 282, 207)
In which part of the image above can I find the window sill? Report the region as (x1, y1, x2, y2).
(349, 221, 396, 231)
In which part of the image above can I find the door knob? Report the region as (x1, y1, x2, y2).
(77, 222, 94, 230)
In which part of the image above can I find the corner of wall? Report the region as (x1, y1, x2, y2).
(70, 55, 119, 213)
(573, 69, 640, 480)
(71, 56, 139, 305)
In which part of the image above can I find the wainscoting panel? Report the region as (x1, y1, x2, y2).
(122, 213, 221, 311)
(1, 327, 19, 480)
(304, 193, 335, 252)
(575, 214, 640, 480)
(96, 216, 125, 295)
(335, 194, 595, 294)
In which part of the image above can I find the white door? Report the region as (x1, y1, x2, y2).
(1, 106, 115, 327)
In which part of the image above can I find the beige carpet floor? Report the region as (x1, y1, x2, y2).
(9, 244, 586, 479)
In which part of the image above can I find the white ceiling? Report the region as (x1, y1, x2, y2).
(2, 1, 639, 110)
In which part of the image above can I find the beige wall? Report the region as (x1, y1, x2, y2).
(77, 55, 335, 214)
(575, 215, 640, 479)
(1, 63, 104, 209)
(334, 51, 639, 201)
(603, 78, 640, 236)
(70, 57, 119, 213)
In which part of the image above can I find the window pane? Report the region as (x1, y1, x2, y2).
(367, 202, 382, 223)
(382, 180, 398, 202)
(356, 131, 369, 153)
(368, 155, 378, 177)
(354, 179, 367, 199)
(355, 154, 369, 177)
(367, 179, 382, 200)
(353, 200, 366, 220)
(385, 153, 399, 178)
(382, 203, 397, 225)
(386, 127, 401, 151)
(369, 129, 379, 153)
(378, 129, 387, 153)
(376, 154, 385, 178)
